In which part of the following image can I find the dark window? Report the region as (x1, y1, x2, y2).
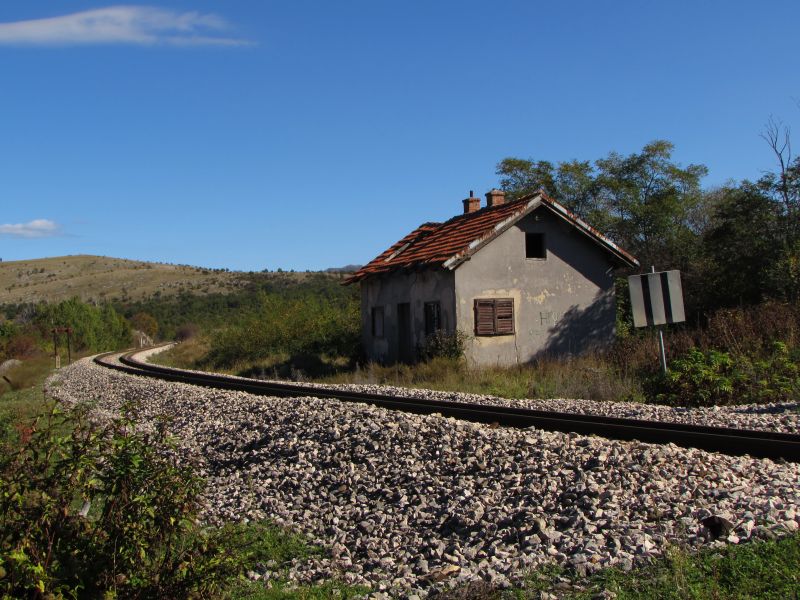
(525, 232, 546, 259)
(371, 306, 384, 338)
(474, 298, 515, 336)
(424, 302, 441, 337)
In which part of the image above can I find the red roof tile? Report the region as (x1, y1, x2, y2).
(345, 192, 638, 284)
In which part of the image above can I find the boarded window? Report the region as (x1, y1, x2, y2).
(474, 298, 515, 336)
(525, 232, 546, 259)
(424, 302, 441, 337)
(371, 306, 384, 337)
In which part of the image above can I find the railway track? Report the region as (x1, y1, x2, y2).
(94, 349, 800, 462)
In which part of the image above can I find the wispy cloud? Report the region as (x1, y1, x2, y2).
(0, 6, 251, 47)
(0, 219, 61, 238)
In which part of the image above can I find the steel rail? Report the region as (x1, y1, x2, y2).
(93, 350, 800, 462)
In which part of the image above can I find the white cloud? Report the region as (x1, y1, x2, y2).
(0, 219, 60, 238)
(0, 6, 251, 47)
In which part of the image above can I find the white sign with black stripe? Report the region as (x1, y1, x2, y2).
(628, 270, 685, 328)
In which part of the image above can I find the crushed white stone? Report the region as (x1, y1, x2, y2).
(141, 345, 800, 434)
(47, 354, 800, 597)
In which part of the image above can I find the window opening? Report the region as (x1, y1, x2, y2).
(424, 302, 441, 337)
(525, 232, 546, 259)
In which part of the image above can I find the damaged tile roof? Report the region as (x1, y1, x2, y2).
(345, 191, 638, 284)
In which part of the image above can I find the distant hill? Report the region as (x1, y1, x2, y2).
(324, 264, 362, 273)
(0, 255, 317, 305)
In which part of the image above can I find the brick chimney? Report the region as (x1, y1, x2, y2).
(486, 188, 506, 208)
(462, 190, 480, 214)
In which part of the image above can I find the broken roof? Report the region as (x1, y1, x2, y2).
(345, 191, 638, 284)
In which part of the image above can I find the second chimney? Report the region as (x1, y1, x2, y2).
(486, 188, 506, 208)
(463, 190, 480, 214)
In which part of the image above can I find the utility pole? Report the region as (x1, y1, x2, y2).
(52, 328, 60, 369)
(51, 327, 74, 368)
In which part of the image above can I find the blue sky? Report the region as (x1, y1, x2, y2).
(1, 1, 798, 271)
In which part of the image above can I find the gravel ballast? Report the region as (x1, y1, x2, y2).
(142, 345, 800, 434)
(253, 380, 800, 434)
(47, 356, 800, 596)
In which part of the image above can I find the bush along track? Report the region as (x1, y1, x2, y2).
(0, 400, 353, 599)
(43, 358, 800, 597)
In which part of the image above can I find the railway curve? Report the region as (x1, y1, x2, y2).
(94, 349, 800, 462)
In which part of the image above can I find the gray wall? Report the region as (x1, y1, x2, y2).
(454, 208, 618, 365)
(360, 269, 455, 363)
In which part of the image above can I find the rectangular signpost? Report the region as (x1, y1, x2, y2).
(628, 269, 686, 373)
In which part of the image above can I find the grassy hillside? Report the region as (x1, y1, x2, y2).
(0, 255, 316, 304)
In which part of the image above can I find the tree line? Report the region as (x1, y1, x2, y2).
(496, 118, 799, 321)
(0, 298, 132, 361)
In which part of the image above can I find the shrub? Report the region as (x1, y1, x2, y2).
(0, 405, 253, 599)
(3, 334, 40, 360)
(175, 323, 200, 342)
(647, 342, 800, 406)
(207, 292, 360, 368)
(418, 330, 468, 361)
(129, 312, 159, 340)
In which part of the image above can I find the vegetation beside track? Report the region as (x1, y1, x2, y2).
(507, 533, 800, 599)
(0, 365, 362, 599)
(157, 301, 800, 408)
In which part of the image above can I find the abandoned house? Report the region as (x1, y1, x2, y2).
(345, 189, 639, 365)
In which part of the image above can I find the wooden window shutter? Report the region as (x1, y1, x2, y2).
(495, 299, 514, 334)
(474, 299, 496, 335)
(474, 298, 514, 336)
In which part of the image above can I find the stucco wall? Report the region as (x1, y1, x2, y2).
(360, 269, 455, 363)
(454, 207, 618, 365)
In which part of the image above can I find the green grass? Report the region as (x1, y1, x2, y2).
(502, 534, 800, 599)
(231, 580, 368, 600)
(0, 355, 54, 442)
(214, 521, 367, 600)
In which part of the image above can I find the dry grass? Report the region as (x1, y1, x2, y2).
(324, 355, 643, 402)
(151, 337, 211, 369)
(158, 336, 643, 402)
(0, 255, 256, 304)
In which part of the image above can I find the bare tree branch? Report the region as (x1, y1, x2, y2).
(761, 116, 792, 210)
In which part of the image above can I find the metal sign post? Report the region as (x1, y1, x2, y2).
(653, 267, 668, 374)
(628, 268, 686, 374)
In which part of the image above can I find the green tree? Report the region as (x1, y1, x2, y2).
(495, 157, 598, 220)
(702, 184, 781, 308)
(496, 141, 709, 271)
(33, 298, 131, 353)
(554, 159, 599, 223)
(130, 311, 159, 339)
(496, 157, 556, 200)
(594, 140, 708, 270)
